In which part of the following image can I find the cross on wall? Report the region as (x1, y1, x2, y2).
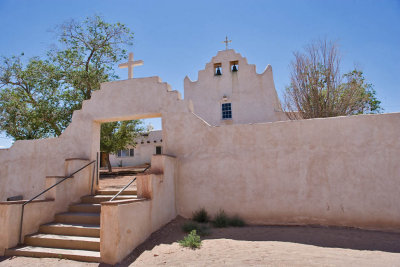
(118, 52, 144, 79)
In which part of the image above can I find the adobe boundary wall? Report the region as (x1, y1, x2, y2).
(166, 112, 400, 232)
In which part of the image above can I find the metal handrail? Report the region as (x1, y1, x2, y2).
(109, 165, 150, 202)
(18, 159, 97, 244)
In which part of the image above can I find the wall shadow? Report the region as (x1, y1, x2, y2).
(106, 216, 400, 266)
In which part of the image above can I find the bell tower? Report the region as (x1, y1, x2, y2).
(184, 49, 287, 126)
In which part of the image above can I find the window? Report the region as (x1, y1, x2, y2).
(117, 148, 134, 157)
(222, 103, 232, 120)
(156, 146, 162, 155)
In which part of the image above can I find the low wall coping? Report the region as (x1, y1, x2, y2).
(0, 198, 55, 205)
(153, 154, 176, 158)
(46, 176, 74, 179)
(65, 158, 90, 161)
(100, 198, 149, 206)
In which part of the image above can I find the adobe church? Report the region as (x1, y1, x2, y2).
(0, 46, 399, 265)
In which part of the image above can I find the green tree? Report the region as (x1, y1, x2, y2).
(51, 15, 133, 101)
(283, 39, 382, 119)
(0, 56, 74, 139)
(101, 120, 144, 172)
(0, 16, 142, 161)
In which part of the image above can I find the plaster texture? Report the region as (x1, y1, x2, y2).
(184, 49, 287, 126)
(0, 76, 184, 202)
(0, 199, 55, 255)
(167, 111, 400, 231)
(45, 159, 94, 214)
(101, 155, 177, 264)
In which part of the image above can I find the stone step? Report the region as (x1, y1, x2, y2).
(39, 223, 100, 237)
(81, 194, 137, 204)
(24, 233, 100, 251)
(96, 189, 137, 195)
(69, 203, 101, 213)
(55, 212, 100, 225)
(5, 246, 100, 262)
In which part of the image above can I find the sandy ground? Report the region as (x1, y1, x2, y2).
(2, 217, 400, 266)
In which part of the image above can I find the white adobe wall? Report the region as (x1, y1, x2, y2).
(164, 111, 400, 232)
(184, 49, 288, 126)
(0, 76, 185, 201)
(109, 130, 163, 167)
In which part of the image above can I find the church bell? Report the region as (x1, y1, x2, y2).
(216, 67, 222, 75)
(232, 64, 238, 72)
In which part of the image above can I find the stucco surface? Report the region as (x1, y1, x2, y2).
(45, 159, 94, 214)
(101, 155, 177, 264)
(101, 200, 152, 264)
(0, 200, 55, 255)
(184, 50, 287, 125)
(166, 112, 400, 231)
(0, 76, 184, 201)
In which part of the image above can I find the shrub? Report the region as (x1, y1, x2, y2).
(192, 208, 210, 223)
(178, 230, 201, 249)
(213, 210, 230, 228)
(182, 221, 210, 236)
(229, 215, 245, 227)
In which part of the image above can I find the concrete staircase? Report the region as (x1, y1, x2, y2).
(5, 189, 138, 262)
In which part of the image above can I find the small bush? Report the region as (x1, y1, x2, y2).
(213, 210, 230, 228)
(192, 208, 210, 223)
(182, 221, 210, 236)
(229, 215, 245, 227)
(178, 230, 201, 249)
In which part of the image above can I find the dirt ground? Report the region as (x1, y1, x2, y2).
(98, 175, 137, 190)
(2, 217, 400, 266)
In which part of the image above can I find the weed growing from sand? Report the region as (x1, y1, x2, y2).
(229, 215, 245, 227)
(182, 221, 211, 236)
(213, 210, 229, 228)
(192, 208, 210, 223)
(179, 230, 201, 249)
(213, 210, 246, 228)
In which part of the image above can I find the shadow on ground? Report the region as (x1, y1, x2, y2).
(104, 216, 400, 266)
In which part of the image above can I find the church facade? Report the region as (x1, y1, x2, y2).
(185, 49, 287, 126)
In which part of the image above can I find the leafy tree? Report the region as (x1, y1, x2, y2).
(100, 120, 144, 172)
(283, 39, 382, 119)
(0, 56, 74, 139)
(0, 16, 142, 167)
(51, 15, 133, 101)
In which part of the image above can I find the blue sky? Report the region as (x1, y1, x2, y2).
(0, 0, 399, 148)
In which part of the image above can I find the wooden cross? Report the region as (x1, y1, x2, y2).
(118, 52, 144, 79)
(222, 36, 232, 50)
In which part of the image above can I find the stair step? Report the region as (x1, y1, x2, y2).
(55, 212, 100, 225)
(25, 234, 100, 251)
(69, 203, 101, 213)
(81, 194, 137, 204)
(39, 223, 100, 237)
(5, 246, 100, 262)
(96, 189, 137, 195)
